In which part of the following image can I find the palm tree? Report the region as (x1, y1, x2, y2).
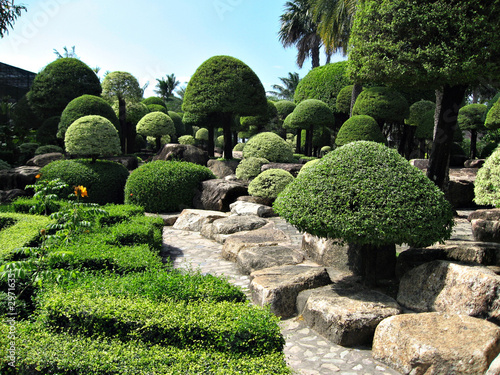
(53, 46, 79, 59)
(0, 0, 26, 38)
(155, 74, 180, 102)
(267, 72, 301, 101)
(278, 0, 323, 69)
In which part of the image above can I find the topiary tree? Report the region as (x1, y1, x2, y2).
(58, 95, 119, 140)
(474, 146, 500, 207)
(242, 132, 294, 163)
(485, 100, 500, 131)
(248, 169, 294, 200)
(457, 103, 488, 159)
(147, 104, 167, 114)
(335, 115, 386, 146)
(182, 55, 268, 159)
(124, 160, 215, 213)
(142, 97, 166, 108)
(178, 135, 196, 145)
(409, 102, 437, 158)
(336, 85, 355, 114)
(64, 115, 121, 162)
(27, 58, 102, 122)
(235, 157, 269, 180)
(274, 141, 454, 285)
(168, 111, 185, 138)
(136, 112, 175, 152)
(240, 100, 279, 136)
(195, 128, 209, 148)
(37, 116, 60, 146)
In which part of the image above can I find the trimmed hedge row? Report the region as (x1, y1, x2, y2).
(0, 321, 291, 375)
(39, 289, 285, 355)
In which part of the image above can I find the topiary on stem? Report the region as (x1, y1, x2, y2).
(136, 112, 175, 152)
(335, 115, 386, 146)
(242, 132, 294, 163)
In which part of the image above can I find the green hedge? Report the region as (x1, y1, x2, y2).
(104, 215, 163, 251)
(12, 197, 65, 215)
(242, 132, 294, 163)
(335, 115, 386, 146)
(0, 321, 291, 375)
(96, 204, 145, 226)
(39, 290, 285, 355)
(235, 157, 269, 180)
(475, 146, 500, 207)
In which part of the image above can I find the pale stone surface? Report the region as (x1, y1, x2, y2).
(26, 152, 64, 167)
(200, 215, 268, 243)
(469, 209, 500, 222)
(372, 313, 500, 375)
(207, 159, 240, 179)
(409, 159, 429, 170)
(465, 159, 485, 169)
(398, 260, 500, 321)
(250, 265, 331, 318)
(237, 195, 274, 206)
(299, 284, 401, 347)
(237, 245, 305, 274)
(221, 222, 291, 261)
(193, 179, 249, 212)
(261, 162, 304, 177)
(487, 353, 500, 375)
(471, 219, 500, 243)
(0, 166, 40, 190)
(0, 189, 27, 204)
(230, 200, 275, 217)
(154, 143, 208, 165)
(172, 209, 228, 232)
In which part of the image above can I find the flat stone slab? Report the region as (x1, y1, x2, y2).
(200, 215, 268, 244)
(229, 201, 275, 218)
(172, 209, 228, 232)
(222, 222, 291, 262)
(250, 265, 331, 318)
(398, 260, 500, 322)
(145, 212, 180, 226)
(298, 284, 401, 347)
(237, 245, 305, 275)
(373, 313, 500, 375)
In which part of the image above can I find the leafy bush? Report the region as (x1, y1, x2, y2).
(105, 215, 163, 251)
(96, 204, 144, 226)
(352, 86, 409, 125)
(248, 169, 294, 199)
(0, 160, 10, 170)
(415, 109, 436, 140)
(136, 112, 175, 138)
(243, 132, 294, 162)
(235, 157, 269, 180)
(216, 135, 224, 148)
(336, 85, 355, 114)
(12, 197, 64, 215)
(233, 142, 245, 151)
(178, 135, 196, 145)
(141, 96, 166, 108)
(480, 142, 499, 159)
(297, 159, 320, 177)
(168, 111, 185, 136)
(485, 99, 500, 130)
(36, 116, 60, 145)
(274, 100, 296, 120)
(335, 115, 386, 146)
(406, 100, 436, 127)
(18, 142, 39, 161)
(124, 160, 215, 213)
(458, 103, 488, 131)
(34, 145, 63, 156)
(195, 127, 209, 141)
(274, 141, 454, 248)
(475, 146, 500, 207)
(40, 159, 129, 205)
(146, 104, 167, 113)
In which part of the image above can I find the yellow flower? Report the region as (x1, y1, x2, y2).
(74, 185, 88, 198)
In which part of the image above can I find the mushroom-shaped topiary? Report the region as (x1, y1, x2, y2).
(142, 97, 167, 108)
(168, 111, 185, 137)
(136, 112, 175, 152)
(405, 100, 436, 128)
(64, 115, 121, 161)
(336, 85, 355, 114)
(474, 146, 500, 207)
(248, 169, 294, 199)
(242, 132, 294, 163)
(274, 141, 454, 285)
(147, 104, 168, 114)
(275, 100, 296, 121)
(458, 103, 488, 159)
(335, 115, 386, 146)
(235, 157, 269, 180)
(178, 135, 196, 145)
(485, 100, 500, 131)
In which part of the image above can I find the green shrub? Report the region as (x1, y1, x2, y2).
(141, 96, 166, 108)
(125, 160, 215, 213)
(216, 135, 224, 148)
(0, 160, 10, 170)
(480, 142, 499, 159)
(36, 116, 60, 145)
(34, 145, 63, 156)
(335, 115, 386, 146)
(235, 157, 269, 180)
(178, 135, 196, 145)
(168, 111, 185, 136)
(0, 321, 291, 375)
(96, 204, 144, 226)
(195, 127, 209, 141)
(485, 99, 500, 130)
(248, 169, 294, 199)
(336, 85, 355, 114)
(105, 215, 163, 251)
(274, 100, 296, 120)
(147, 104, 168, 113)
(40, 159, 129, 205)
(233, 142, 246, 152)
(38, 289, 285, 355)
(18, 142, 39, 158)
(297, 159, 320, 177)
(320, 146, 331, 156)
(274, 141, 454, 248)
(12, 197, 64, 215)
(405, 100, 436, 127)
(475, 146, 500, 207)
(415, 109, 435, 140)
(242, 132, 294, 162)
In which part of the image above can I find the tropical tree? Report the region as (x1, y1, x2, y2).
(0, 0, 26, 37)
(53, 46, 78, 59)
(457, 104, 488, 159)
(267, 72, 301, 101)
(155, 74, 180, 104)
(278, 0, 322, 69)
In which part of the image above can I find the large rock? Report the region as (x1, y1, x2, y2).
(302, 233, 396, 279)
(298, 283, 401, 347)
(207, 159, 240, 179)
(222, 222, 291, 262)
(398, 260, 500, 321)
(396, 241, 500, 278)
(249, 265, 331, 318)
(193, 179, 248, 212)
(445, 168, 477, 208)
(0, 166, 41, 190)
(237, 195, 274, 207)
(200, 215, 268, 243)
(229, 200, 275, 217)
(409, 159, 429, 170)
(0, 189, 27, 204)
(26, 152, 64, 167)
(469, 209, 500, 222)
(261, 162, 304, 177)
(471, 220, 500, 243)
(104, 155, 139, 170)
(237, 245, 305, 275)
(154, 144, 208, 166)
(373, 313, 500, 375)
(172, 209, 228, 232)
(488, 353, 500, 375)
(465, 159, 485, 169)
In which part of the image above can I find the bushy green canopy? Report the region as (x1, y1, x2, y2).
(242, 132, 294, 163)
(168, 111, 185, 136)
(287, 99, 335, 130)
(335, 115, 386, 146)
(58, 95, 119, 139)
(414, 109, 435, 140)
(64, 115, 121, 157)
(142, 97, 166, 108)
(136, 112, 175, 138)
(248, 169, 294, 199)
(112, 102, 149, 127)
(240, 100, 278, 130)
(336, 85, 355, 114)
(485, 100, 500, 130)
(274, 100, 296, 121)
(235, 157, 269, 180)
(352, 87, 409, 125)
(405, 100, 436, 127)
(458, 104, 488, 131)
(102, 71, 143, 103)
(147, 104, 168, 114)
(475, 146, 500, 207)
(274, 141, 454, 247)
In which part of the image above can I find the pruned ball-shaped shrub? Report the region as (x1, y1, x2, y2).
(195, 128, 209, 141)
(242, 132, 294, 163)
(415, 109, 435, 140)
(233, 142, 245, 152)
(65, 115, 121, 158)
(405, 100, 436, 127)
(485, 99, 500, 130)
(458, 103, 488, 131)
(35, 145, 63, 156)
(335, 115, 386, 146)
(124, 161, 215, 213)
(474, 146, 500, 207)
(352, 86, 409, 125)
(178, 135, 196, 145)
(336, 85, 355, 114)
(40, 159, 129, 205)
(147, 104, 168, 114)
(235, 157, 269, 180)
(168, 111, 185, 136)
(297, 159, 320, 177)
(136, 112, 175, 138)
(274, 100, 296, 120)
(142, 97, 166, 108)
(274, 141, 454, 247)
(0, 160, 10, 170)
(248, 169, 294, 199)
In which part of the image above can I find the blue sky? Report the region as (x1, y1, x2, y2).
(0, 0, 345, 97)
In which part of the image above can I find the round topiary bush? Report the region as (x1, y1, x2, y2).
(352, 87, 409, 126)
(297, 159, 320, 177)
(235, 157, 269, 180)
(242, 132, 294, 163)
(335, 115, 386, 146)
(248, 169, 294, 199)
(195, 128, 209, 142)
(485, 100, 500, 130)
(336, 85, 355, 114)
(147, 104, 168, 114)
(40, 159, 129, 205)
(474, 146, 500, 207)
(65, 115, 121, 159)
(142, 97, 166, 108)
(233, 143, 245, 152)
(35, 145, 63, 156)
(405, 100, 436, 127)
(124, 161, 215, 213)
(178, 135, 196, 145)
(274, 100, 296, 121)
(136, 112, 175, 151)
(168, 111, 185, 136)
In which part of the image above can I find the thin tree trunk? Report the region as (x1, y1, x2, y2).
(296, 130, 302, 154)
(350, 83, 363, 118)
(118, 98, 127, 154)
(470, 129, 478, 160)
(207, 125, 215, 158)
(222, 113, 234, 160)
(427, 84, 467, 190)
(311, 44, 321, 69)
(305, 128, 313, 157)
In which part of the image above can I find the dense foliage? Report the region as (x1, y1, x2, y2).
(136, 112, 175, 138)
(336, 85, 355, 114)
(458, 104, 488, 131)
(36, 116, 60, 145)
(405, 100, 436, 127)
(248, 169, 295, 199)
(475, 146, 500, 207)
(352, 87, 409, 126)
(335, 115, 386, 146)
(485, 100, 500, 130)
(243, 132, 294, 163)
(235, 157, 269, 180)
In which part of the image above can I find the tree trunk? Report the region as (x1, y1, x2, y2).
(311, 44, 321, 69)
(207, 125, 215, 158)
(155, 136, 162, 153)
(296, 130, 302, 154)
(427, 84, 467, 190)
(405, 125, 417, 159)
(305, 128, 313, 157)
(221, 113, 234, 160)
(360, 244, 378, 287)
(118, 97, 127, 154)
(350, 83, 363, 118)
(470, 129, 477, 160)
